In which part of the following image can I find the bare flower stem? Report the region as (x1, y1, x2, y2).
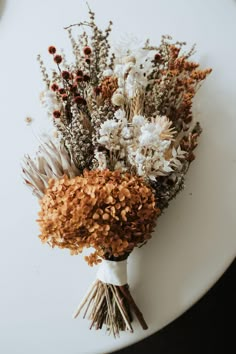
(74, 280, 147, 336)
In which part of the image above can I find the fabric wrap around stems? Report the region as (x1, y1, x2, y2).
(96, 259, 128, 286)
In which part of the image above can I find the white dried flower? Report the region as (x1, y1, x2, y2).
(121, 126, 132, 140)
(113, 41, 153, 98)
(94, 151, 107, 170)
(99, 119, 119, 136)
(114, 109, 126, 120)
(132, 115, 145, 126)
(97, 111, 184, 180)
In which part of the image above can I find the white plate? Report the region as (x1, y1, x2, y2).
(0, 0, 235, 353)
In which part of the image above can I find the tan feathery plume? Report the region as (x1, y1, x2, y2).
(129, 90, 144, 120)
(22, 137, 80, 198)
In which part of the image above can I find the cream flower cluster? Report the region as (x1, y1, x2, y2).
(105, 46, 153, 99)
(97, 110, 185, 180)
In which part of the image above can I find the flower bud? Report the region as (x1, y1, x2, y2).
(51, 83, 59, 91)
(61, 71, 70, 80)
(48, 46, 56, 54)
(54, 55, 62, 64)
(53, 110, 61, 118)
(83, 46, 92, 55)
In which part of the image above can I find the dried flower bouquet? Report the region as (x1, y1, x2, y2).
(22, 7, 211, 337)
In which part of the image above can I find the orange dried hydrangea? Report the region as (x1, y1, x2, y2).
(38, 169, 159, 265)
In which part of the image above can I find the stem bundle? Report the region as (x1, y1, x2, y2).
(73, 280, 147, 337)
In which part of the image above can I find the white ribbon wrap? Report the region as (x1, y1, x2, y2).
(96, 259, 127, 286)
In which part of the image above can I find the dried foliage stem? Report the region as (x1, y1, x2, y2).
(74, 280, 148, 335)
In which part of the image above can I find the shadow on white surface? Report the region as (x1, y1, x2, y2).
(0, 0, 6, 18)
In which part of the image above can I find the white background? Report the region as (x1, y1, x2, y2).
(0, 1, 235, 353)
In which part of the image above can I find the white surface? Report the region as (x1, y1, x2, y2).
(0, 0, 235, 353)
(97, 260, 128, 286)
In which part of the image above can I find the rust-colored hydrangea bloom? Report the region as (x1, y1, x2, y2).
(38, 170, 159, 265)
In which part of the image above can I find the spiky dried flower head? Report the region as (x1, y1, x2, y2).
(154, 53, 162, 62)
(76, 69, 83, 76)
(48, 46, 56, 54)
(75, 75, 83, 83)
(51, 83, 59, 91)
(74, 96, 86, 105)
(61, 70, 70, 80)
(53, 110, 61, 118)
(83, 46, 92, 56)
(53, 54, 62, 64)
(61, 93, 68, 101)
(58, 87, 66, 94)
(22, 138, 80, 198)
(38, 170, 159, 265)
(83, 74, 90, 82)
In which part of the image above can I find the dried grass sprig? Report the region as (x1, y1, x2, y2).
(22, 138, 79, 198)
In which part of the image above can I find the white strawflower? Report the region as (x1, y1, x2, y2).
(114, 109, 126, 120)
(99, 119, 119, 136)
(121, 126, 132, 140)
(133, 115, 145, 126)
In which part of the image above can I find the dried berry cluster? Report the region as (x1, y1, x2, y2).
(38, 170, 158, 265)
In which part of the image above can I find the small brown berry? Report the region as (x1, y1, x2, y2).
(76, 69, 83, 76)
(54, 55, 62, 64)
(61, 94, 68, 101)
(154, 53, 162, 62)
(75, 75, 83, 83)
(70, 84, 78, 93)
(51, 83, 59, 91)
(74, 96, 86, 105)
(83, 74, 90, 82)
(48, 46, 56, 54)
(83, 46, 92, 55)
(61, 70, 70, 80)
(85, 57, 91, 65)
(53, 110, 61, 118)
(58, 88, 66, 94)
